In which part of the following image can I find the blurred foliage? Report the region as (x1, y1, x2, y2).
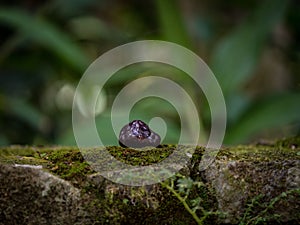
(0, 0, 299, 146)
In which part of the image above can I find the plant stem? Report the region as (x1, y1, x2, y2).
(162, 182, 203, 225)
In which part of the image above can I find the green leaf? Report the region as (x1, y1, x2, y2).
(6, 98, 44, 130)
(177, 177, 194, 194)
(58, 112, 118, 146)
(225, 93, 300, 144)
(0, 135, 9, 146)
(0, 9, 89, 72)
(226, 94, 251, 125)
(155, 0, 192, 48)
(210, 0, 289, 96)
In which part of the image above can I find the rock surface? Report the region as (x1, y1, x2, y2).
(0, 164, 89, 225)
(0, 138, 299, 224)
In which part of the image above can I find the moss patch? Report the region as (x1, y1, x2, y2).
(219, 138, 300, 162)
(105, 144, 176, 166)
(0, 138, 299, 185)
(0, 137, 299, 224)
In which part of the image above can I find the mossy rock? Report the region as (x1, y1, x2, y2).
(0, 137, 299, 224)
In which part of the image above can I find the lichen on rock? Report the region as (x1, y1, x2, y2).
(0, 137, 299, 224)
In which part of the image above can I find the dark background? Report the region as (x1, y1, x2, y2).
(0, 0, 299, 146)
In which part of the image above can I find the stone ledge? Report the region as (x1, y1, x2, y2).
(0, 137, 299, 224)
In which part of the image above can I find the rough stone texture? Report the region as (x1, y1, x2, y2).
(0, 164, 88, 225)
(0, 140, 299, 224)
(204, 160, 300, 224)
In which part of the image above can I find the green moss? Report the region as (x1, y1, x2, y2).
(106, 145, 176, 165)
(0, 137, 299, 224)
(0, 137, 299, 184)
(219, 141, 300, 162)
(37, 149, 93, 182)
(0, 146, 93, 183)
(0, 146, 49, 165)
(275, 136, 300, 149)
(0, 145, 187, 185)
(0, 146, 36, 156)
(239, 188, 300, 224)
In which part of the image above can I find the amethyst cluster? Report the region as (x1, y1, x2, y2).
(119, 120, 161, 148)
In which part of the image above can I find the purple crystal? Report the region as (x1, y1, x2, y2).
(119, 120, 161, 148)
